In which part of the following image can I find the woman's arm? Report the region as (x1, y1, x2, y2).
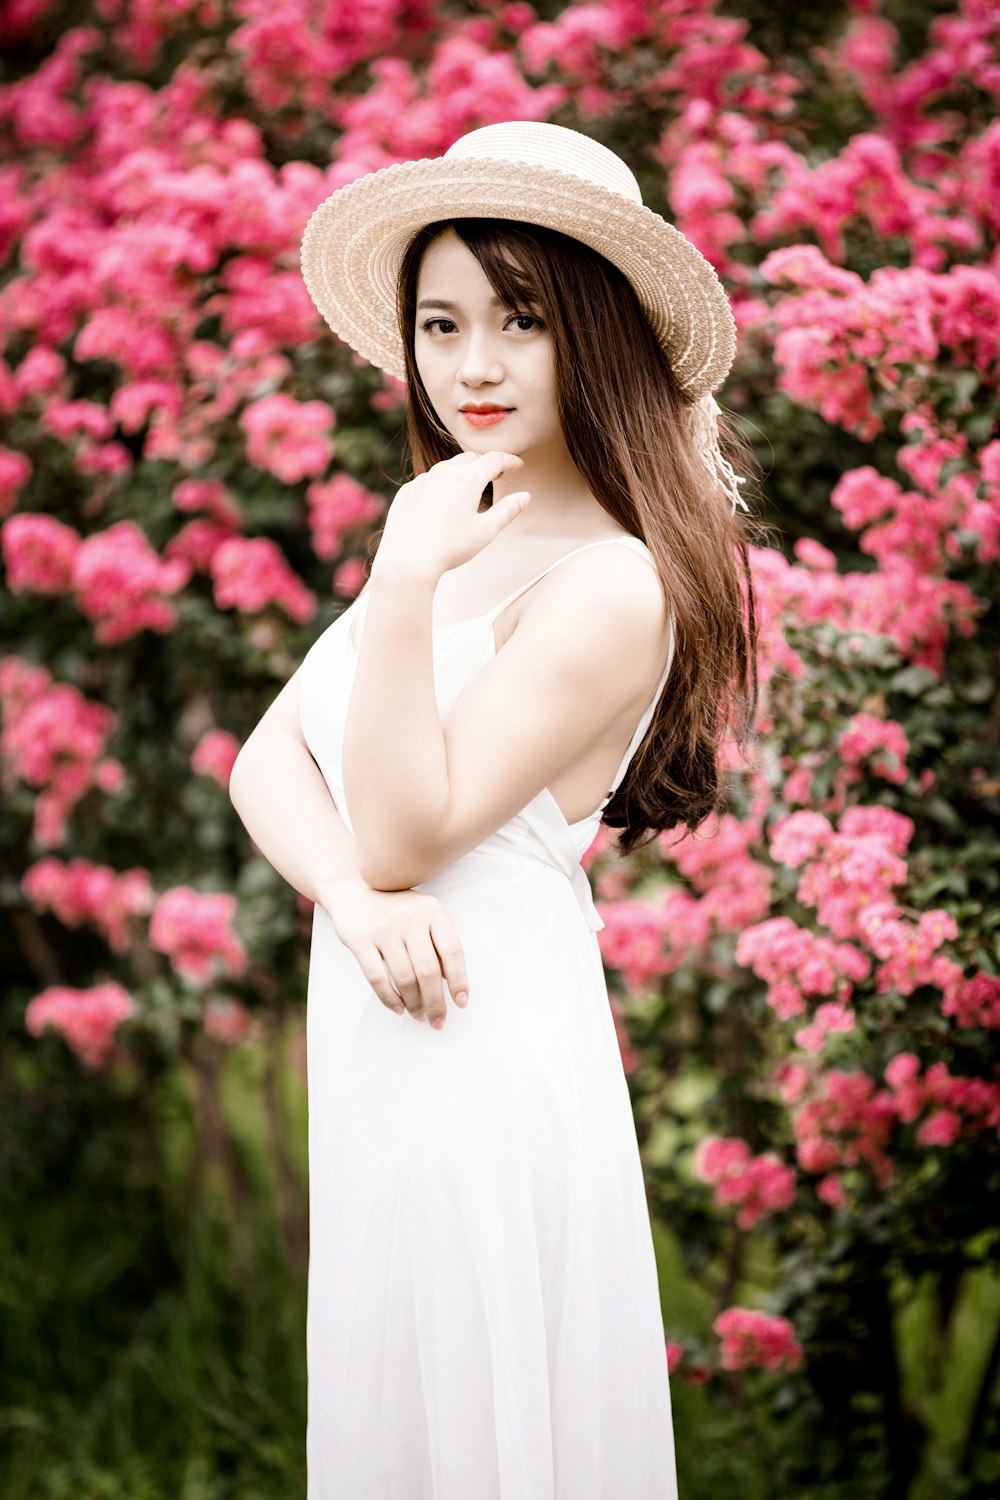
(344, 546, 670, 891)
(228, 668, 362, 915)
(228, 667, 473, 1029)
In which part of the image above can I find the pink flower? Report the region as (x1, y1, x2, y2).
(149, 886, 247, 985)
(72, 521, 190, 645)
(191, 729, 241, 788)
(305, 473, 384, 561)
(239, 393, 334, 484)
(596, 899, 672, 995)
(0, 657, 123, 846)
(171, 478, 245, 528)
(25, 980, 135, 1069)
(2, 512, 80, 593)
(917, 1109, 961, 1147)
(794, 1001, 855, 1056)
(816, 1173, 846, 1209)
(837, 713, 910, 784)
(210, 535, 316, 624)
(769, 811, 833, 867)
(713, 1307, 803, 1373)
(0, 445, 33, 517)
(665, 1340, 685, 1375)
(694, 1134, 796, 1230)
(22, 856, 153, 952)
(941, 971, 1000, 1029)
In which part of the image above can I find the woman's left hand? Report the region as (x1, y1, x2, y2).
(371, 450, 532, 580)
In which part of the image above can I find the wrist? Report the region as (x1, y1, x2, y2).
(368, 560, 441, 591)
(314, 872, 366, 916)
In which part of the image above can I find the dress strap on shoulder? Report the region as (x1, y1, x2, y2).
(483, 535, 650, 624)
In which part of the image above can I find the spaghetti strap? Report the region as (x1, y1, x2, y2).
(484, 532, 676, 811)
(483, 534, 648, 624)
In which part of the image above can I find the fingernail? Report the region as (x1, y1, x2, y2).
(455, 990, 468, 1007)
(431, 1017, 444, 1031)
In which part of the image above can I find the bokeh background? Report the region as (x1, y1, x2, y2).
(1, 0, 998, 1496)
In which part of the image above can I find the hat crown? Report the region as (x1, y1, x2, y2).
(443, 121, 642, 206)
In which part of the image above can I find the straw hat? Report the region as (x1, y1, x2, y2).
(300, 120, 749, 511)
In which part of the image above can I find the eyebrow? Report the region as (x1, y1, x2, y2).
(416, 296, 505, 311)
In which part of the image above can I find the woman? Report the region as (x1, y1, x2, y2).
(230, 120, 761, 1499)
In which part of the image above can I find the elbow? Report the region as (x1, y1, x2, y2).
(358, 838, 438, 892)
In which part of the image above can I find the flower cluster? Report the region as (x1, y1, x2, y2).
(148, 886, 247, 985)
(21, 856, 153, 952)
(25, 980, 136, 1069)
(693, 1134, 797, 1230)
(735, 915, 870, 1020)
(0, 655, 123, 845)
(191, 729, 241, 788)
(712, 1307, 803, 1374)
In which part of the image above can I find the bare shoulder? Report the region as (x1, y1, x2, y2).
(517, 539, 669, 646)
(506, 538, 672, 701)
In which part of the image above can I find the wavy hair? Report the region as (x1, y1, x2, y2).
(389, 217, 768, 856)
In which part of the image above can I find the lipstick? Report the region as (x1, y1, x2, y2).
(461, 404, 513, 429)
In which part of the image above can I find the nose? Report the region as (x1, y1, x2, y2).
(456, 328, 504, 388)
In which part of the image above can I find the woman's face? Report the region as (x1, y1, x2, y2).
(413, 228, 568, 467)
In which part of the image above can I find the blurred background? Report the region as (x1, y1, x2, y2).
(1, 0, 998, 1495)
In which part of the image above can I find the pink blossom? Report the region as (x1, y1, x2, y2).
(166, 519, 238, 573)
(0, 656, 123, 846)
(22, 856, 153, 952)
(2, 512, 80, 593)
(941, 971, 1000, 1029)
(191, 729, 241, 787)
(816, 1173, 846, 1209)
(693, 1134, 796, 1229)
(11, 346, 66, 400)
(794, 1001, 855, 1056)
(25, 980, 135, 1069)
(333, 555, 370, 599)
(596, 898, 671, 995)
(171, 477, 245, 528)
(713, 1307, 803, 1373)
(665, 1340, 684, 1375)
(884, 1052, 926, 1123)
(239, 393, 334, 484)
(71, 521, 191, 644)
(149, 885, 247, 985)
(210, 535, 316, 624)
(837, 713, 910, 784)
(791, 1068, 898, 1187)
(769, 811, 833, 868)
(917, 1109, 961, 1147)
(305, 473, 384, 561)
(0, 446, 32, 517)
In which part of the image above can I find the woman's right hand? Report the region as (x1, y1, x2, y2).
(316, 876, 470, 1031)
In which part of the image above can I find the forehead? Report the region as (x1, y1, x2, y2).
(415, 228, 492, 292)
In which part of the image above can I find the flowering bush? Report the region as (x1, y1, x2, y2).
(2, 0, 998, 1493)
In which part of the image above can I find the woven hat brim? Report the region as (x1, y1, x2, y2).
(299, 156, 736, 402)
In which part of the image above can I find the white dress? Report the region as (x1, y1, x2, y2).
(298, 533, 678, 1500)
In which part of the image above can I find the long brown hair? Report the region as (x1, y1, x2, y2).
(394, 217, 767, 856)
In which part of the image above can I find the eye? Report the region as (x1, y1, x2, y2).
(419, 317, 458, 336)
(504, 313, 545, 333)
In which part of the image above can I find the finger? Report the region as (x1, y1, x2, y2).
(402, 932, 449, 1030)
(355, 944, 406, 1013)
(380, 939, 424, 1020)
(428, 911, 470, 1010)
(489, 491, 532, 530)
(464, 450, 525, 482)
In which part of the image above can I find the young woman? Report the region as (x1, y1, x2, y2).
(230, 121, 761, 1499)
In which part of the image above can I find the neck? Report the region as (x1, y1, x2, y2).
(489, 441, 601, 538)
